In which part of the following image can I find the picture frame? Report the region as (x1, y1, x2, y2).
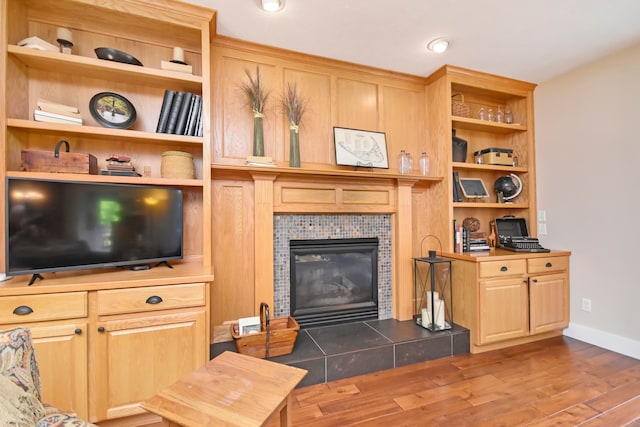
(458, 177, 490, 198)
(238, 316, 261, 336)
(333, 127, 389, 169)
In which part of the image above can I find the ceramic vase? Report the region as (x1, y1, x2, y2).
(289, 125, 300, 167)
(253, 113, 265, 157)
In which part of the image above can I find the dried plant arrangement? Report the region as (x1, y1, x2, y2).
(282, 82, 308, 127)
(282, 82, 309, 167)
(240, 65, 270, 156)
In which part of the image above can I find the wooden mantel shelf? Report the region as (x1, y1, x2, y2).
(211, 163, 443, 184)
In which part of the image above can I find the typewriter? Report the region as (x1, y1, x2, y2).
(495, 217, 550, 253)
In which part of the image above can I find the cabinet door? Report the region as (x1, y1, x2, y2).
(530, 272, 569, 334)
(478, 277, 529, 344)
(91, 309, 207, 422)
(28, 322, 88, 419)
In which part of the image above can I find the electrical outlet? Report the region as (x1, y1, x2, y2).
(581, 298, 592, 312)
(538, 223, 547, 235)
(538, 210, 547, 222)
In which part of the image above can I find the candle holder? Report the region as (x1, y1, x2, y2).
(414, 251, 453, 331)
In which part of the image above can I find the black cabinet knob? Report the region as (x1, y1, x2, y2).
(74, 328, 82, 335)
(145, 295, 163, 304)
(545, 262, 553, 268)
(13, 305, 33, 315)
(98, 326, 105, 333)
(500, 266, 508, 272)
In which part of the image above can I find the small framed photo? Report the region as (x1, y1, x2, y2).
(458, 178, 490, 198)
(333, 127, 389, 169)
(238, 316, 261, 336)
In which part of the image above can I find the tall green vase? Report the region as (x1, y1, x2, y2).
(289, 125, 300, 168)
(253, 113, 264, 157)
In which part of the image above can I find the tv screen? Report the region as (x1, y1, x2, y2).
(5, 177, 183, 279)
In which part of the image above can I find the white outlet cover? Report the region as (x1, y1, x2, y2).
(537, 210, 546, 222)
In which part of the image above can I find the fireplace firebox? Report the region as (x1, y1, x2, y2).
(289, 237, 379, 328)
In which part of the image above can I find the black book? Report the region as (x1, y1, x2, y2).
(165, 91, 185, 134)
(186, 95, 201, 136)
(156, 89, 175, 133)
(100, 170, 141, 177)
(453, 172, 462, 202)
(175, 92, 193, 135)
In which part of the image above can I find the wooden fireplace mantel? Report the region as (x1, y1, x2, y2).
(211, 163, 443, 321)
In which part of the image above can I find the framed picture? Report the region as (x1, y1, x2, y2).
(458, 178, 490, 198)
(333, 127, 389, 169)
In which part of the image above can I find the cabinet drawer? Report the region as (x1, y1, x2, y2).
(96, 283, 206, 316)
(528, 256, 569, 274)
(0, 292, 87, 324)
(479, 260, 526, 278)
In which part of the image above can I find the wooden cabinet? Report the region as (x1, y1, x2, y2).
(424, 65, 538, 251)
(1, 1, 215, 424)
(0, 292, 89, 419)
(449, 250, 570, 353)
(92, 283, 208, 422)
(0, 0, 215, 269)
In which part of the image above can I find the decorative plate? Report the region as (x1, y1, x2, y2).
(89, 92, 136, 129)
(94, 47, 143, 66)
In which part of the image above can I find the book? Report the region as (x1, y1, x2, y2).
(37, 98, 79, 115)
(17, 36, 58, 52)
(185, 95, 201, 136)
(37, 106, 81, 120)
(33, 109, 82, 125)
(452, 171, 462, 202)
(175, 92, 193, 135)
(165, 91, 185, 134)
(160, 60, 193, 74)
(156, 90, 175, 133)
(246, 156, 273, 164)
(100, 170, 141, 177)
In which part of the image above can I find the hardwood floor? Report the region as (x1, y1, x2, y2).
(273, 336, 640, 426)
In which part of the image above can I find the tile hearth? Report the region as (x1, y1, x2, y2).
(211, 319, 470, 388)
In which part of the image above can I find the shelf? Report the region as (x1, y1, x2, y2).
(6, 170, 204, 187)
(454, 202, 528, 209)
(452, 116, 526, 133)
(7, 119, 204, 145)
(211, 163, 444, 184)
(8, 45, 203, 92)
(453, 162, 528, 173)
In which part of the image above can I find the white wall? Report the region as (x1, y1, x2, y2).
(535, 43, 640, 359)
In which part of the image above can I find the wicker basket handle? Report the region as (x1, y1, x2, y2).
(260, 302, 271, 358)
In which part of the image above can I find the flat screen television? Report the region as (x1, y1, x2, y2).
(5, 177, 183, 284)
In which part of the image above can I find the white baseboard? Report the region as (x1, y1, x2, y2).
(564, 322, 640, 360)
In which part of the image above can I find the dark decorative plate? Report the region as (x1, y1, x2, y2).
(94, 47, 143, 66)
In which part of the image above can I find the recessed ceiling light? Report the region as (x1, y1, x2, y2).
(427, 38, 449, 53)
(260, 0, 284, 12)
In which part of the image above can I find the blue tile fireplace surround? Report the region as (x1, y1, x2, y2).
(212, 213, 470, 386)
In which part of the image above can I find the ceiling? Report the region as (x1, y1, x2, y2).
(184, 0, 640, 84)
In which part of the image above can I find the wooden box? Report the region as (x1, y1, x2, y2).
(230, 316, 300, 359)
(21, 148, 98, 174)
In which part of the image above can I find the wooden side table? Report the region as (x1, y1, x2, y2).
(141, 351, 307, 427)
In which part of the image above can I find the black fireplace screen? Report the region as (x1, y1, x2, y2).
(290, 237, 378, 327)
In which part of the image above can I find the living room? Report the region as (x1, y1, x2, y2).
(1, 0, 639, 426)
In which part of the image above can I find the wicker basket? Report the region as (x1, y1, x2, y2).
(451, 93, 471, 118)
(160, 150, 195, 179)
(230, 303, 299, 359)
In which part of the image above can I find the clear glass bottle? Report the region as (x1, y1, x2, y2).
(398, 150, 407, 174)
(478, 107, 485, 121)
(487, 108, 494, 122)
(505, 106, 513, 124)
(419, 152, 430, 176)
(407, 152, 414, 173)
(496, 107, 503, 123)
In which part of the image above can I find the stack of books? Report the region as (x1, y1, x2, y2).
(34, 99, 82, 126)
(453, 224, 491, 253)
(156, 90, 202, 136)
(101, 154, 140, 176)
(246, 156, 276, 167)
(468, 235, 491, 252)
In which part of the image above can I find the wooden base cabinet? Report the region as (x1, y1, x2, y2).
(448, 250, 570, 353)
(0, 293, 89, 419)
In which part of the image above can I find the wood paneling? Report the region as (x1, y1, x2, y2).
(211, 180, 255, 326)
